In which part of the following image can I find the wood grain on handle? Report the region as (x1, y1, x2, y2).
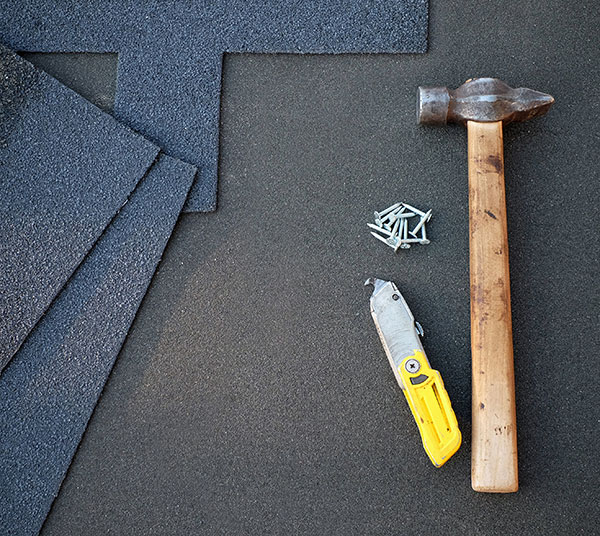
(467, 121, 518, 493)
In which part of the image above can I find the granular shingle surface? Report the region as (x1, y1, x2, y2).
(0, 1, 428, 211)
(0, 152, 195, 536)
(19, 52, 119, 113)
(0, 43, 159, 372)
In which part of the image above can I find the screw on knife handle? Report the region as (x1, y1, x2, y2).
(399, 351, 462, 468)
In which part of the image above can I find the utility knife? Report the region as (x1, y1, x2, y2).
(366, 277, 461, 467)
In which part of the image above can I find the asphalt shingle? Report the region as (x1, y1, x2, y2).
(0, 43, 159, 372)
(0, 1, 428, 211)
(0, 152, 195, 536)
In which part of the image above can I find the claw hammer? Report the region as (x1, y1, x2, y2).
(417, 78, 554, 492)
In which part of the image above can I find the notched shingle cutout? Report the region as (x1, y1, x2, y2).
(19, 52, 118, 112)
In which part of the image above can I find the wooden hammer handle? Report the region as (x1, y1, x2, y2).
(467, 121, 518, 493)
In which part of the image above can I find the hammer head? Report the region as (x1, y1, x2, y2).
(417, 78, 554, 125)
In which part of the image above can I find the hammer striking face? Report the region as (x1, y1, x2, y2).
(416, 77, 554, 493)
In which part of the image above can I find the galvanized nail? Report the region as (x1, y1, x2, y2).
(401, 202, 427, 217)
(398, 219, 411, 249)
(370, 231, 394, 247)
(420, 223, 430, 245)
(374, 202, 402, 222)
(387, 217, 401, 245)
(410, 209, 432, 236)
(379, 206, 407, 226)
(367, 223, 393, 236)
(389, 211, 417, 224)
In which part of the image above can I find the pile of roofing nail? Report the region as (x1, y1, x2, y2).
(368, 202, 432, 251)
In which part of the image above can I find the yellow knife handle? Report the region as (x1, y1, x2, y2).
(399, 351, 461, 467)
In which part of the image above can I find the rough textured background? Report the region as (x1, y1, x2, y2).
(0, 44, 158, 373)
(0, 0, 428, 211)
(19, 52, 118, 112)
(0, 153, 195, 536)
(6, 0, 600, 534)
